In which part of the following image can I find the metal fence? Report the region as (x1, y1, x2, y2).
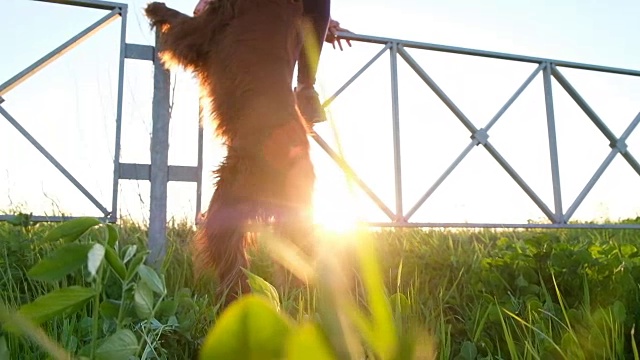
(0, 0, 129, 223)
(0, 0, 203, 264)
(2, 2, 640, 264)
(314, 32, 640, 230)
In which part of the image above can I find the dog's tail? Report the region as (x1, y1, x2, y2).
(144, 2, 208, 71)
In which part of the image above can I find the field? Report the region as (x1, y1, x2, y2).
(1, 215, 640, 359)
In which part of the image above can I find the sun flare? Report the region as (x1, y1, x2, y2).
(313, 202, 359, 234)
(312, 180, 362, 236)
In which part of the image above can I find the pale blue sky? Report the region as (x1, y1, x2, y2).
(1, 0, 639, 225)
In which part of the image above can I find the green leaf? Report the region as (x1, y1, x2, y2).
(357, 236, 398, 358)
(7, 213, 32, 227)
(105, 224, 119, 248)
(515, 275, 528, 288)
(0, 337, 8, 360)
(157, 300, 178, 318)
(42, 217, 102, 243)
(168, 315, 179, 327)
(95, 329, 138, 360)
(27, 243, 93, 282)
(134, 281, 154, 319)
(138, 264, 166, 295)
(19, 286, 97, 324)
(199, 295, 292, 360)
(122, 245, 137, 264)
(104, 246, 127, 281)
(456, 341, 478, 360)
(286, 322, 336, 360)
(621, 244, 638, 257)
(242, 268, 280, 311)
(125, 252, 147, 282)
(389, 292, 411, 316)
(613, 301, 626, 323)
(87, 243, 105, 277)
(99, 300, 121, 320)
(344, 303, 376, 353)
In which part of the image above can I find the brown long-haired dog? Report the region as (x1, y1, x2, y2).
(145, 0, 315, 303)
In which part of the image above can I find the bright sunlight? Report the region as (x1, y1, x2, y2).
(310, 115, 367, 235)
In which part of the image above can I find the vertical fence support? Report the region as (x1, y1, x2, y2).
(542, 62, 564, 223)
(196, 97, 205, 222)
(148, 32, 171, 267)
(110, 4, 127, 223)
(389, 42, 404, 222)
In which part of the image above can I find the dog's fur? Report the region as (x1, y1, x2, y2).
(145, 0, 315, 303)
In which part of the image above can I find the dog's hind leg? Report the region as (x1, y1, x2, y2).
(269, 138, 317, 289)
(193, 159, 259, 304)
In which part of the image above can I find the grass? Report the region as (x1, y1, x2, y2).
(0, 214, 639, 359)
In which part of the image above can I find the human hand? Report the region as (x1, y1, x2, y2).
(325, 19, 352, 51)
(193, 0, 214, 16)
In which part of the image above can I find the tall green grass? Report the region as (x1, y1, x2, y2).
(0, 215, 639, 359)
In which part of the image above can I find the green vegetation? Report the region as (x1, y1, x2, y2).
(1, 214, 640, 359)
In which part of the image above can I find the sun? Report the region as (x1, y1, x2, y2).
(313, 195, 359, 234)
(308, 110, 371, 236)
(311, 168, 362, 235)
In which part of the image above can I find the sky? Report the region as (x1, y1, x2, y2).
(1, 0, 639, 227)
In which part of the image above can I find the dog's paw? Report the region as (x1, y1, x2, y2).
(144, 2, 171, 28)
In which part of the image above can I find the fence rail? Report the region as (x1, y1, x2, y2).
(312, 31, 640, 229)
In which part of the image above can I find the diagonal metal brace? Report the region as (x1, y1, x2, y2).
(310, 131, 396, 221)
(564, 112, 640, 221)
(397, 46, 555, 222)
(323, 43, 391, 109)
(471, 129, 489, 145)
(397, 45, 478, 134)
(405, 64, 551, 222)
(0, 105, 110, 216)
(611, 139, 628, 153)
(0, 9, 120, 96)
(551, 65, 640, 177)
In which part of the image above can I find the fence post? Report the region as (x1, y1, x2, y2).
(148, 32, 171, 267)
